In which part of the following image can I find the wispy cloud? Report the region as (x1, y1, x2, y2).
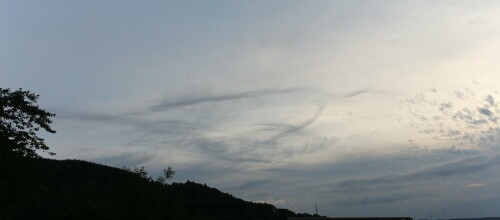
(334, 193, 412, 207)
(90, 150, 156, 168)
(465, 183, 487, 188)
(55, 89, 338, 166)
(261, 104, 326, 141)
(151, 88, 302, 111)
(334, 155, 500, 192)
(341, 89, 391, 99)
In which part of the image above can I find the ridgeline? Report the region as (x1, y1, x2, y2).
(0, 156, 319, 220)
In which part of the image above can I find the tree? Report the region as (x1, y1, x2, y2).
(156, 166, 175, 185)
(0, 88, 56, 158)
(131, 166, 152, 181)
(163, 166, 175, 179)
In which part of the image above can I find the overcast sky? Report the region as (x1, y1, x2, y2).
(3, 0, 500, 218)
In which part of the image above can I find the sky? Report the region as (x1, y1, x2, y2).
(2, 0, 500, 218)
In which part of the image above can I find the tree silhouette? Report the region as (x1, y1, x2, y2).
(156, 166, 175, 185)
(163, 166, 175, 179)
(0, 88, 56, 158)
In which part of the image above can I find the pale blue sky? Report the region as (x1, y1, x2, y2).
(3, 0, 500, 218)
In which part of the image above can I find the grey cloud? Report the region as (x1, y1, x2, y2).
(266, 104, 326, 141)
(342, 89, 392, 99)
(420, 156, 497, 177)
(57, 110, 209, 149)
(223, 180, 271, 191)
(404, 93, 438, 106)
(57, 94, 336, 165)
(295, 137, 336, 155)
(285, 148, 498, 209)
(151, 87, 390, 113)
(90, 151, 156, 168)
(334, 193, 412, 207)
(445, 129, 461, 137)
(478, 108, 493, 117)
(57, 110, 143, 126)
(486, 95, 495, 105)
(429, 147, 480, 156)
(335, 155, 500, 191)
(256, 123, 295, 132)
(128, 127, 335, 164)
(439, 102, 453, 112)
(343, 90, 371, 99)
(401, 90, 496, 137)
(58, 110, 202, 132)
(453, 89, 475, 100)
(151, 88, 302, 111)
(452, 108, 474, 122)
(190, 136, 334, 163)
(454, 90, 466, 99)
(447, 106, 497, 126)
(136, 120, 206, 135)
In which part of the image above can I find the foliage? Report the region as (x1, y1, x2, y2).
(157, 166, 176, 185)
(0, 88, 56, 158)
(131, 166, 150, 179)
(163, 166, 176, 179)
(123, 165, 176, 185)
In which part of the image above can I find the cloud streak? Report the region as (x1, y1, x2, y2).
(151, 88, 302, 111)
(334, 155, 500, 192)
(262, 104, 326, 141)
(341, 89, 391, 99)
(334, 193, 412, 207)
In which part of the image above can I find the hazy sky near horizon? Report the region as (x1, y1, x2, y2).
(3, 0, 500, 218)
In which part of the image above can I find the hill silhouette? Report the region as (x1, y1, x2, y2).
(0, 156, 318, 220)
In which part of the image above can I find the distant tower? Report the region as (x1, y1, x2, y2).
(315, 203, 318, 215)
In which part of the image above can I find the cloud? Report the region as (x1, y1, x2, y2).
(404, 88, 500, 150)
(150, 87, 390, 113)
(184, 136, 336, 163)
(151, 88, 302, 111)
(439, 102, 453, 112)
(88, 150, 156, 168)
(341, 89, 391, 99)
(342, 90, 372, 99)
(334, 155, 500, 191)
(334, 193, 412, 207)
(428, 147, 480, 156)
(486, 95, 495, 105)
(57, 110, 142, 126)
(55, 88, 340, 168)
(465, 183, 487, 188)
(478, 108, 493, 117)
(265, 104, 326, 141)
(223, 180, 271, 191)
(254, 198, 289, 206)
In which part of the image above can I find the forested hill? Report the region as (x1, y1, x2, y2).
(0, 156, 315, 220)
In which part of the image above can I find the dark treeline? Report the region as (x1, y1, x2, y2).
(0, 156, 317, 220)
